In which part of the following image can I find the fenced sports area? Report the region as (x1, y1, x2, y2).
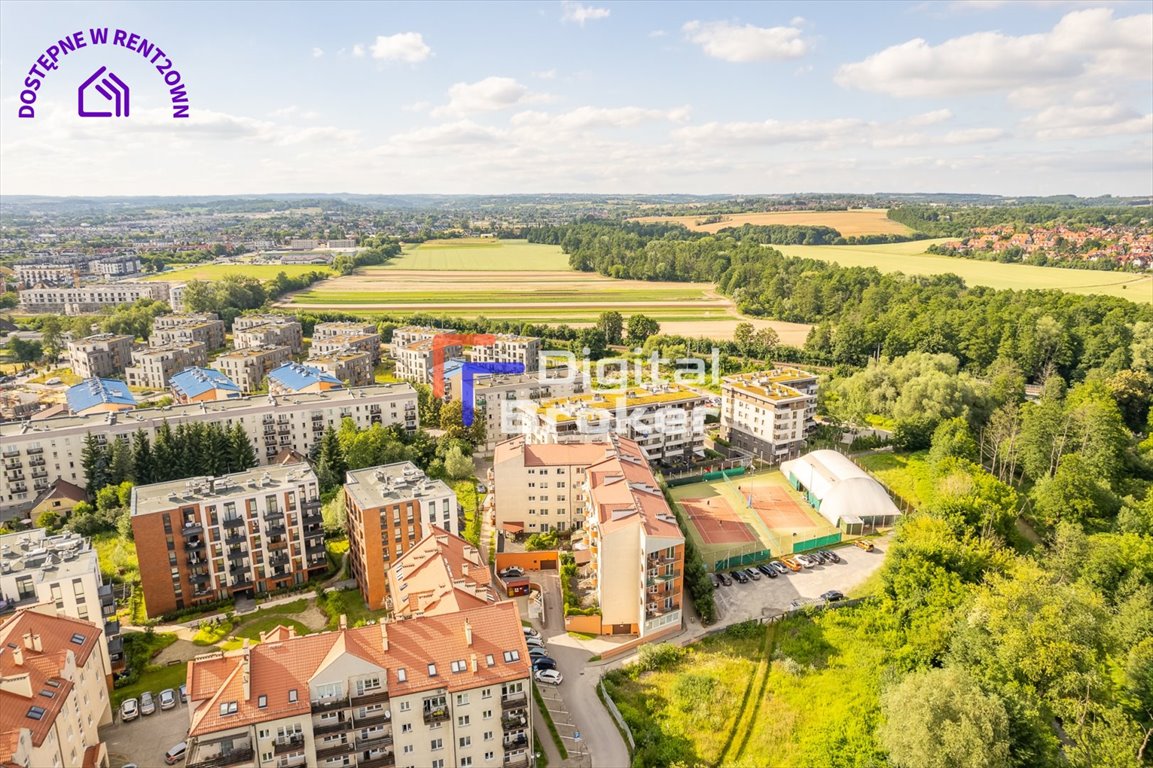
(670, 469, 841, 571)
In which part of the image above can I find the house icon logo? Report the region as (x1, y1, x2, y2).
(78, 66, 129, 117)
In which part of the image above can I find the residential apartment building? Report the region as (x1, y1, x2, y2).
(90, 255, 141, 279)
(233, 315, 304, 355)
(467, 335, 541, 374)
(314, 322, 379, 341)
(18, 283, 169, 314)
(0, 605, 114, 768)
(582, 436, 685, 638)
(124, 342, 208, 389)
(311, 333, 381, 365)
(66, 334, 134, 380)
(13, 264, 76, 288)
(447, 368, 585, 454)
(0, 384, 418, 518)
(170, 367, 244, 404)
(531, 385, 708, 466)
(491, 436, 610, 535)
(345, 463, 459, 610)
(387, 527, 493, 618)
(392, 339, 462, 385)
(64, 379, 135, 417)
(152, 313, 226, 351)
(307, 350, 374, 388)
(214, 346, 293, 393)
(183, 601, 533, 768)
(390, 326, 451, 351)
(0, 529, 124, 675)
(268, 362, 344, 395)
(720, 368, 818, 462)
(130, 463, 327, 618)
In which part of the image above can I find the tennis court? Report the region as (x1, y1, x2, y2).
(740, 484, 820, 530)
(679, 497, 758, 545)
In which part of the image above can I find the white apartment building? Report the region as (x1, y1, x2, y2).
(467, 335, 541, 374)
(0, 605, 114, 768)
(720, 368, 818, 462)
(446, 369, 586, 454)
(307, 350, 375, 388)
(311, 333, 381, 365)
(66, 334, 135, 380)
(214, 346, 293, 393)
(130, 464, 326, 618)
(491, 436, 610, 534)
(183, 601, 533, 768)
(531, 385, 708, 466)
(0, 384, 418, 518)
(13, 264, 76, 288)
(393, 339, 462, 385)
(124, 341, 208, 389)
(18, 283, 169, 314)
(0, 529, 123, 674)
(314, 322, 378, 340)
(152, 313, 226, 350)
(90, 255, 141, 278)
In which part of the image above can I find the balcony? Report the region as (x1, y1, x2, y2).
(354, 711, 391, 729)
(222, 516, 245, 529)
(313, 718, 352, 736)
(648, 553, 677, 565)
(30, 468, 47, 479)
(190, 571, 210, 586)
(504, 753, 531, 768)
(311, 696, 350, 714)
(227, 549, 247, 563)
(503, 733, 529, 750)
(264, 508, 285, 521)
(2, 448, 19, 458)
(267, 538, 288, 551)
(359, 754, 396, 768)
(184, 538, 205, 552)
(351, 689, 390, 707)
(230, 579, 253, 590)
(305, 537, 326, 554)
(646, 570, 681, 587)
(272, 735, 304, 755)
(27, 457, 45, 467)
(314, 741, 354, 760)
(501, 692, 528, 711)
(186, 746, 254, 768)
(356, 733, 394, 751)
(225, 531, 246, 545)
(422, 706, 449, 725)
(266, 523, 287, 536)
(26, 447, 42, 455)
(501, 713, 527, 730)
(180, 522, 204, 537)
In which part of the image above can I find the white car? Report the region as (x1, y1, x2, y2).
(522, 626, 541, 641)
(525, 637, 546, 649)
(535, 669, 563, 685)
(499, 566, 525, 579)
(120, 698, 139, 722)
(797, 554, 820, 568)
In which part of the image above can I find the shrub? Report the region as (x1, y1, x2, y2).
(636, 642, 686, 672)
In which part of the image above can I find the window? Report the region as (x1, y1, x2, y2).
(257, 695, 267, 708)
(72, 578, 84, 596)
(503, 650, 520, 662)
(483, 730, 493, 741)
(401, 723, 412, 734)
(457, 715, 470, 727)
(461, 758, 473, 767)
(69, 633, 85, 645)
(399, 701, 411, 713)
(288, 689, 298, 702)
(451, 660, 466, 673)
(485, 751, 495, 760)
(430, 738, 443, 751)
(219, 701, 238, 716)
(258, 729, 269, 739)
(482, 709, 492, 719)
(315, 682, 341, 699)
(427, 663, 437, 677)
(455, 693, 470, 706)
(403, 745, 413, 754)
(432, 761, 445, 768)
(485, 654, 495, 667)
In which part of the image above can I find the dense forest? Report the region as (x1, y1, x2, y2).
(887, 204, 1152, 238)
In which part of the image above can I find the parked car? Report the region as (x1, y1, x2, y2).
(120, 698, 139, 722)
(499, 566, 525, 579)
(854, 539, 875, 552)
(794, 554, 814, 568)
(159, 688, 177, 710)
(476, 483, 488, 494)
(731, 570, 749, 584)
(535, 669, 564, 685)
(780, 557, 802, 572)
(139, 691, 156, 716)
(164, 742, 188, 765)
(744, 567, 761, 581)
(532, 657, 558, 672)
(178, 684, 188, 703)
(810, 551, 830, 564)
(756, 564, 778, 578)
(522, 626, 541, 641)
(821, 590, 846, 602)
(770, 562, 789, 576)
(821, 550, 841, 563)
(528, 647, 550, 660)
(716, 572, 732, 586)
(525, 637, 546, 649)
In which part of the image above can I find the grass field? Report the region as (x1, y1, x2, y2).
(773, 240, 1153, 302)
(604, 613, 886, 765)
(386, 238, 571, 270)
(631, 208, 911, 237)
(143, 263, 335, 281)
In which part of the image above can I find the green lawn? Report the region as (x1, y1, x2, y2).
(143, 263, 335, 281)
(93, 533, 140, 584)
(854, 451, 931, 509)
(773, 240, 1153, 303)
(321, 588, 389, 630)
(384, 239, 571, 270)
(113, 662, 188, 707)
(234, 616, 311, 641)
(288, 286, 709, 305)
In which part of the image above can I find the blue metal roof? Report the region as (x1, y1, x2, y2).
(441, 357, 467, 381)
(267, 362, 343, 392)
(169, 367, 242, 399)
(66, 378, 136, 413)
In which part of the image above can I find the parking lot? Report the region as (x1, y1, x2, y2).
(711, 537, 890, 623)
(100, 698, 190, 768)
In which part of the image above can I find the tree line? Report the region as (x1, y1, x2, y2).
(887, 203, 1151, 238)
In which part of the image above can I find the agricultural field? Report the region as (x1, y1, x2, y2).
(631, 208, 911, 237)
(773, 240, 1153, 302)
(142, 263, 335, 281)
(385, 238, 571, 270)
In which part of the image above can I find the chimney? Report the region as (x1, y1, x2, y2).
(12, 646, 23, 666)
(339, 614, 348, 631)
(241, 640, 251, 701)
(31, 634, 42, 653)
(470, 653, 478, 673)
(464, 619, 473, 647)
(22, 633, 33, 651)
(380, 622, 389, 651)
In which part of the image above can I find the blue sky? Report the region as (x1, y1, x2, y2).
(1, 0, 1149, 196)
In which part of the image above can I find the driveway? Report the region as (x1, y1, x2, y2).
(101, 699, 189, 768)
(711, 537, 890, 624)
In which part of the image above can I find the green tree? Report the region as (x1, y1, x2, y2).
(1106, 369, 1153, 434)
(35, 511, 62, 531)
(152, 421, 176, 482)
(879, 666, 1011, 768)
(131, 429, 153, 485)
(80, 433, 109, 497)
(1030, 453, 1120, 528)
(753, 326, 780, 359)
(228, 422, 256, 472)
(316, 426, 347, 492)
(929, 417, 979, 466)
(574, 327, 608, 360)
(40, 316, 64, 363)
(443, 445, 474, 481)
(733, 321, 754, 355)
(596, 311, 624, 346)
(626, 314, 660, 345)
(7, 337, 42, 364)
(107, 436, 132, 486)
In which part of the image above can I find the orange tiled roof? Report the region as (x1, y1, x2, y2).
(389, 526, 493, 617)
(585, 437, 682, 539)
(494, 435, 613, 468)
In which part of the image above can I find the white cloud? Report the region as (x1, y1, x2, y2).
(1022, 103, 1153, 140)
(384, 121, 503, 148)
(402, 101, 431, 113)
(311, 47, 324, 59)
(561, 2, 610, 26)
(682, 20, 810, 62)
(837, 8, 1152, 97)
(269, 106, 320, 120)
(369, 32, 433, 63)
(649, 30, 667, 38)
(432, 77, 546, 118)
(905, 109, 954, 126)
(351, 44, 365, 58)
(511, 105, 691, 135)
(674, 117, 863, 145)
(533, 69, 557, 80)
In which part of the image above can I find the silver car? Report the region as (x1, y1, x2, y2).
(120, 697, 139, 722)
(159, 688, 177, 710)
(139, 691, 156, 716)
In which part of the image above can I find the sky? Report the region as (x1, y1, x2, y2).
(0, 0, 1150, 197)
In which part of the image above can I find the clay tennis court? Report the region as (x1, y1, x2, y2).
(680, 497, 757, 545)
(740, 484, 821, 530)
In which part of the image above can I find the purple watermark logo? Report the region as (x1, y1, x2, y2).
(18, 28, 189, 119)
